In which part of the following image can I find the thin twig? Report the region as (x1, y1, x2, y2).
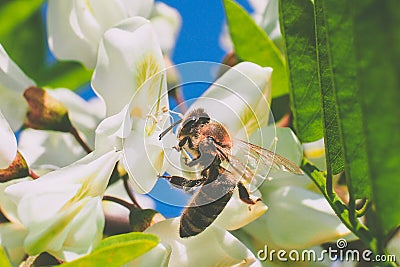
(102, 195, 134, 210)
(123, 176, 142, 209)
(69, 126, 92, 154)
(356, 199, 371, 217)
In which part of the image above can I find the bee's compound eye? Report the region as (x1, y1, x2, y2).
(183, 118, 196, 128)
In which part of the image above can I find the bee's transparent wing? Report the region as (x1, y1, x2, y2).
(234, 139, 303, 175)
(213, 139, 303, 191)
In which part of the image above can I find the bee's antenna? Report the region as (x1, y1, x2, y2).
(159, 119, 183, 140)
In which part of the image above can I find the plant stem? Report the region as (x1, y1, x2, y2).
(123, 176, 142, 209)
(301, 158, 378, 254)
(102, 195, 135, 210)
(355, 199, 370, 217)
(69, 126, 92, 154)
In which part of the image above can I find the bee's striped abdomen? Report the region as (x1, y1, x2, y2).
(179, 171, 236, 238)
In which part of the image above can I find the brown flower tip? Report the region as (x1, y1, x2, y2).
(0, 152, 29, 182)
(222, 51, 238, 67)
(23, 86, 73, 132)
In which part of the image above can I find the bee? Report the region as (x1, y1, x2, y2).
(159, 108, 303, 238)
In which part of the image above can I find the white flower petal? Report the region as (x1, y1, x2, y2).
(47, 0, 99, 68)
(53, 197, 104, 261)
(387, 231, 400, 265)
(303, 138, 327, 171)
(0, 178, 30, 224)
(47, 0, 151, 68)
(23, 198, 90, 255)
(254, 0, 281, 41)
(18, 92, 104, 169)
(18, 129, 86, 171)
(141, 218, 261, 266)
(47, 0, 158, 68)
(190, 62, 272, 139)
(0, 45, 35, 130)
(94, 105, 131, 154)
(150, 2, 181, 54)
(239, 127, 349, 249)
(0, 223, 28, 265)
(122, 129, 164, 194)
(0, 110, 17, 168)
(11, 184, 81, 227)
(215, 189, 267, 231)
(244, 183, 350, 249)
(92, 17, 165, 116)
(133, 243, 171, 267)
(250, 127, 303, 165)
(53, 149, 121, 195)
(124, 0, 154, 18)
(5, 149, 120, 210)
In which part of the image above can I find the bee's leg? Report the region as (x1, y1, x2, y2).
(158, 175, 206, 190)
(178, 136, 189, 148)
(186, 137, 217, 168)
(237, 181, 261, 205)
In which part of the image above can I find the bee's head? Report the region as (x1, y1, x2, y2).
(179, 108, 210, 135)
(158, 108, 210, 140)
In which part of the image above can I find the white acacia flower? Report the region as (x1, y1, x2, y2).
(91, 17, 171, 194)
(387, 231, 400, 265)
(249, 0, 281, 41)
(242, 127, 351, 250)
(134, 218, 262, 266)
(303, 138, 326, 170)
(47, 0, 180, 68)
(0, 110, 17, 169)
(0, 150, 120, 261)
(149, 2, 181, 55)
(0, 44, 35, 130)
(18, 89, 104, 171)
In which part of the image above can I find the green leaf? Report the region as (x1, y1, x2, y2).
(0, 0, 46, 80)
(0, 0, 90, 91)
(301, 159, 376, 251)
(223, 0, 289, 98)
(353, 0, 400, 238)
(313, 0, 344, 175)
(279, 0, 323, 142)
(0, 246, 11, 267)
(316, 0, 371, 199)
(37, 61, 93, 90)
(0, 0, 44, 37)
(61, 233, 159, 267)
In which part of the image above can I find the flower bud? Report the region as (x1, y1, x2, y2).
(129, 209, 165, 232)
(0, 152, 29, 182)
(23, 86, 73, 132)
(222, 51, 238, 67)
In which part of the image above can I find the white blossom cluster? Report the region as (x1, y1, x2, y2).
(0, 1, 358, 266)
